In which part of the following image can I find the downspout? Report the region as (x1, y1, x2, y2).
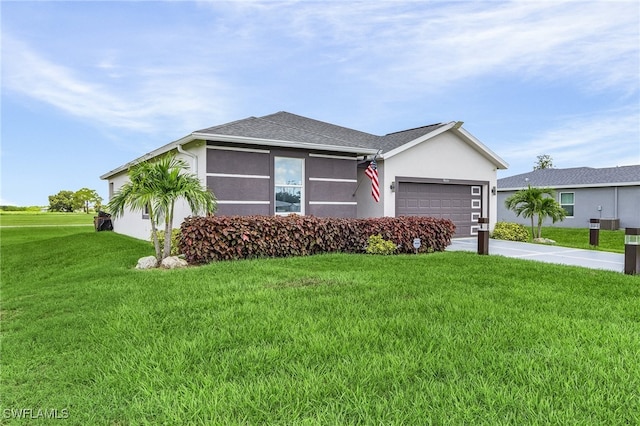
(177, 144, 198, 174)
(614, 186, 618, 218)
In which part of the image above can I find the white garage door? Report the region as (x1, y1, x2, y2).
(396, 182, 483, 237)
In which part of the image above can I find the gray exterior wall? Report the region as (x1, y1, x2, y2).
(206, 142, 358, 217)
(497, 185, 640, 229)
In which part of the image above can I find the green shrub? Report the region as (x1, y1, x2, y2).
(179, 215, 456, 264)
(151, 229, 182, 256)
(491, 222, 530, 242)
(365, 234, 397, 255)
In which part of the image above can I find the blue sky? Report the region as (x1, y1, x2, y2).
(2, 1, 639, 206)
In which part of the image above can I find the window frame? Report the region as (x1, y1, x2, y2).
(142, 203, 150, 220)
(559, 192, 575, 217)
(274, 156, 305, 215)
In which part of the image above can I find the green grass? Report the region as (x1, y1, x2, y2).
(0, 211, 95, 227)
(1, 223, 639, 424)
(539, 227, 625, 253)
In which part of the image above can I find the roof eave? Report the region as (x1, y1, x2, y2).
(192, 132, 379, 155)
(100, 132, 379, 180)
(100, 134, 199, 180)
(454, 127, 509, 170)
(498, 181, 640, 191)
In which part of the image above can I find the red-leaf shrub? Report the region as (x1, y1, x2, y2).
(179, 215, 455, 264)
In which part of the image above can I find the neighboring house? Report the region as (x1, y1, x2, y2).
(497, 165, 640, 229)
(101, 112, 508, 240)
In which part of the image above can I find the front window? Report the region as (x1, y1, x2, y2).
(559, 192, 575, 217)
(275, 157, 304, 214)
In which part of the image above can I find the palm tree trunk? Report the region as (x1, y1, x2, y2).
(537, 215, 543, 239)
(162, 200, 175, 260)
(530, 217, 535, 241)
(148, 205, 162, 261)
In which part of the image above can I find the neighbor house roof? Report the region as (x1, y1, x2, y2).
(498, 165, 640, 190)
(101, 111, 508, 179)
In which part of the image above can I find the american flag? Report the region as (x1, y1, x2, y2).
(365, 159, 380, 202)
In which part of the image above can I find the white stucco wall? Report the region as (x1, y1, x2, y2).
(378, 131, 501, 229)
(356, 161, 385, 218)
(106, 141, 208, 240)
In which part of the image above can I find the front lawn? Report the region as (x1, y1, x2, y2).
(1, 225, 639, 424)
(539, 227, 625, 253)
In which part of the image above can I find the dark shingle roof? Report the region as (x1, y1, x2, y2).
(498, 165, 640, 190)
(379, 123, 447, 152)
(195, 111, 446, 153)
(196, 112, 379, 150)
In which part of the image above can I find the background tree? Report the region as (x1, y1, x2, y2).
(48, 190, 76, 212)
(108, 154, 217, 262)
(74, 188, 103, 213)
(533, 154, 554, 170)
(504, 185, 566, 240)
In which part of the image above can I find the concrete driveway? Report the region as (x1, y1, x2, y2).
(447, 238, 625, 273)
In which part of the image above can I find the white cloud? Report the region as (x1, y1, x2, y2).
(501, 107, 640, 171)
(2, 36, 234, 136)
(2, 1, 637, 139)
(230, 1, 639, 95)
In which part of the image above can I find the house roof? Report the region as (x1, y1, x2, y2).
(195, 111, 380, 150)
(379, 123, 448, 152)
(101, 111, 508, 179)
(498, 165, 640, 190)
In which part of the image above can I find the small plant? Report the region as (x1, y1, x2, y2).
(152, 229, 181, 256)
(491, 222, 530, 242)
(365, 234, 397, 255)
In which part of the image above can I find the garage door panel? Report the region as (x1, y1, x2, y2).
(396, 182, 482, 237)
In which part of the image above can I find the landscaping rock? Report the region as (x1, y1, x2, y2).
(136, 256, 158, 269)
(533, 238, 556, 245)
(161, 256, 188, 269)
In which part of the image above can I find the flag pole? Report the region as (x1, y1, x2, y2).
(351, 148, 382, 197)
(353, 150, 382, 197)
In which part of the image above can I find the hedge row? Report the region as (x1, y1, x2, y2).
(179, 215, 455, 264)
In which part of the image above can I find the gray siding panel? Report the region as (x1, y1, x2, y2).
(205, 144, 366, 217)
(207, 176, 270, 202)
(308, 204, 356, 218)
(619, 187, 640, 228)
(216, 204, 270, 216)
(308, 180, 357, 202)
(207, 148, 270, 175)
(307, 156, 356, 180)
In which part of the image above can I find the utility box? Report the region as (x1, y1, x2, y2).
(94, 212, 113, 232)
(600, 218, 620, 231)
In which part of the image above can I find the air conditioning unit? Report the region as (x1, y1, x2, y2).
(599, 218, 619, 231)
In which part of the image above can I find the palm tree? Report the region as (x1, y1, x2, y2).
(108, 154, 217, 262)
(504, 185, 566, 240)
(534, 196, 567, 239)
(109, 161, 163, 259)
